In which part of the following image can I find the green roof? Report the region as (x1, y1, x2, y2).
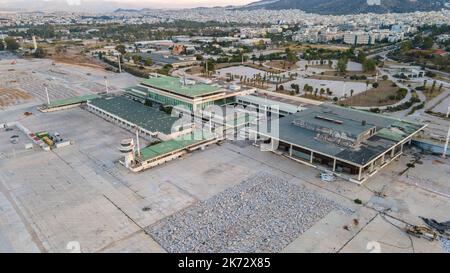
(375, 128, 404, 142)
(46, 94, 100, 109)
(124, 87, 148, 100)
(376, 121, 423, 142)
(89, 96, 182, 134)
(141, 75, 222, 99)
(139, 130, 215, 161)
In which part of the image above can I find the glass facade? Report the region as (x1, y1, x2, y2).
(146, 88, 236, 111)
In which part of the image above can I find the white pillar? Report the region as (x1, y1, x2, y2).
(104, 78, 109, 94)
(333, 158, 337, 172)
(45, 87, 50, 105)
(443, 125, 450, 158)
(310, 152, 314, 163)
(136, 129, 141, 158)
(358, 167, 362, 181)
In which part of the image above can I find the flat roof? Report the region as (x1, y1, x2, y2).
(89, 96, 181, 135)
(46, 94, 100, 109)
(263, 104, 424, 166)
(292, 107, 376, 139)
(141, 75, 223, 99)
(139, 130, 215, 161)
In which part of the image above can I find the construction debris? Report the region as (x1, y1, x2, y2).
(406, 226, 438, 241)
(420, 217, 450, 236)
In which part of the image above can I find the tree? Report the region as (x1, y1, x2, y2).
(145, 58, 153, 66)
(115, 44, 126, 55)
(372, 82, 379, 88)
(400, 41, 413, 52)
(286, 47, 299, 63)
(336, 57, 348, 74)
(5, 37, 19, 51)
(431, 80, 436, 93)
(422, 36, 434, 50)
(362, 59, 376, 72)
(319, 88, 325, 97)
(382, 75, 388, 81)
(203, 59, 216, 76)
(131, 55, 142, 64)
(33, 47, 46, 58)
(350, 89, 354, 97)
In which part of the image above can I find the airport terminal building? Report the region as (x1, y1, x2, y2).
(256, 104, 426, 183)
(126, 74, 254, 112)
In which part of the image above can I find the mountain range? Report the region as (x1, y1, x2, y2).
(1, 0, 448, 14)
(241, 0, 449, 14)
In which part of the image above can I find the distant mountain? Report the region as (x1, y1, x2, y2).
(241, 0, 449, 15)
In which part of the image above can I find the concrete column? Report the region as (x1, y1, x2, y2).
(369, 162, 374, 173)
(391, 147, 395, 157)
(358, 167, 362, 181)
(381, 153, 385, 164)
(333, 158, 337, 172)
(310, 152, 314, 164)
(400, 143, 404, 153)
(289, 145, 293, 156)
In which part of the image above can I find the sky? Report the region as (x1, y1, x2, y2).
(0, 0, 257, 10)
(116, 0, 255, 8)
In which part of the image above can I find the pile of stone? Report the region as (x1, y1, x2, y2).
(148, 172, 343, 253)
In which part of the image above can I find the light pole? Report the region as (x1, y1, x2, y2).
(104, 76, 109, 94)
(443, 104, 450, 158)
(205, 57, 209, 78)
(44, 83, 50, 105)
(117, 54, 122, 73)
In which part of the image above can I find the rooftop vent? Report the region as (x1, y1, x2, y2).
(315, 115, 343, 124)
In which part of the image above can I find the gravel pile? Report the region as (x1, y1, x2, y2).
(441, 238, 450, 253)
(147, 172, 342, 253)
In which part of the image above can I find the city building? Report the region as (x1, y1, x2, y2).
(344, 32, 374, 45)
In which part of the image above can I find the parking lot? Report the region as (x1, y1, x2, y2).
(0, 56, 139, 109)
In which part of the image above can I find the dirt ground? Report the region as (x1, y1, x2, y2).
(340, 80, 402, 107)
(315, 70, 377, 79)
(288, 44, 352, 53)
(266, 60, 298, 71)
(41, 44, 106, 70)
(0, 87, 33, 107)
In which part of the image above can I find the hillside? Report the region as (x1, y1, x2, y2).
(241, 0, 449, 15)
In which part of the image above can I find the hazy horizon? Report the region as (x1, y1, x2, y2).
(0, 0, 257, 10)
